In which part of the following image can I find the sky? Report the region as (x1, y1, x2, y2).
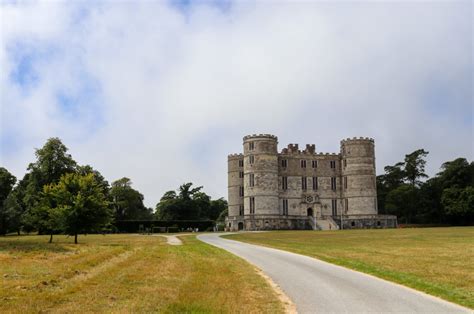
(0, 0, 472, 208)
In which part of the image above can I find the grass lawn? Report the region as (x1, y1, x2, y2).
(225, 227, 474, 309)
(0, 234, 284, 313)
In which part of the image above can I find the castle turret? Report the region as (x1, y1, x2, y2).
(227, 154, 244, 221)
(243, 134, 279, 220)
(341, 137, 377, 215)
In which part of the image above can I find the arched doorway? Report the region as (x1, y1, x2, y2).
(307, 208, 313, 217)
(238, 222, 244, 231)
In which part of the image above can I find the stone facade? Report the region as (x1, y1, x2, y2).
(227, 134, 397, 231)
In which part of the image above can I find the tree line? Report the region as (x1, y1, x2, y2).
(377, 149, 473, 225)
(0, 138, 227, 242)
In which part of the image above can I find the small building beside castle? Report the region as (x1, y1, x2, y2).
(226, 134, 397, 231)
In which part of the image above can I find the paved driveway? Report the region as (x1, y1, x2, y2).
(198, 233, 470, 313)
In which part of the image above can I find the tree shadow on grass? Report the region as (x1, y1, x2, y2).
(0, 238, 73, 253)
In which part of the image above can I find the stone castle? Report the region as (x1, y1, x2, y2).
(226, 134, 397, 231)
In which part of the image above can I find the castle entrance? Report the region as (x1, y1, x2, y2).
(307, 208, 313, 217)
(238, 222, 244, 231)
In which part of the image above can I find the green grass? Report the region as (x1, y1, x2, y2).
(0, 234, 285, 313)
(225, 227, 474, 309)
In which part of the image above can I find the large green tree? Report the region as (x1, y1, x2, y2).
(21, 138, 77, 233)
(43, 173, 112, 243)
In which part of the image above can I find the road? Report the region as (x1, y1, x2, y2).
(197, 233, 471, 313)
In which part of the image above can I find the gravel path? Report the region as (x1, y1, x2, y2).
(198, 233, 471, 314)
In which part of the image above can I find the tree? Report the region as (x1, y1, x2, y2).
(376, 162, 405, 213)
(441, 187, 474, 224)
(156, 183, 205, 220)
(2, 192, 23, 235)
(110, 178, 152, 220)
(76, 165, 109, 195)
(0, 167, 17, 235)
(21, 138, 77, 233)
(436, 158, 473, 190)
(44, 173, 112, 244)
(385, 184, 419, 224)
(208, 198, 228, 221)
(404, 149, 429, 187)
(156, 183, 227, 221)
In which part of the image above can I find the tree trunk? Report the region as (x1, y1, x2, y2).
(49, 234, 53, 243)
(74, 234, 78, 244)
(17, 230, 20, 236)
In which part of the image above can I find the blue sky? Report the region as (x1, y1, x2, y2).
(1, 0, 472, 206)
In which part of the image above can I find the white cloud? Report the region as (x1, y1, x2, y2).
(1, 0, 472, 207)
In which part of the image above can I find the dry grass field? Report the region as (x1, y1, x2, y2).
(226, 227, 474, 309)
(0, 234, 284, 313)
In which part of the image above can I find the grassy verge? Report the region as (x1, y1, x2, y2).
(0, 234, 284, 313)
(224, 227, 474, 309)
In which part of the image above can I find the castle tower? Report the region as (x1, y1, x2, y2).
(227, 154, 244, 225)
(341, 137, 377, 215)
(243, 134, 279, 224)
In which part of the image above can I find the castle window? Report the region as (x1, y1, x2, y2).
(312, 177, 318, 190)
(250, 197, 255, 214)
(239, 171, 244, 178)
(239, 160, 243, 167)
(312, 160, 318, 168)
(331, 199, 337, 216)
(331, 177, 337, 191)
(330, 160, 336, 169)
(345, 198, 349, 210)
(239, 186, 244, 197)
(282, 199, 288, 215)
(249, 155, 254, 164)
(301, 160, 306, 168)
(344, 176, 348, 189)
(239, 205, 244, 216)
(249, 142, 254, 151)
(343, 159, 347, 168)
(302, 177, 307, 190)
(281, 159, 287, 168)
(249, 173, 255, 187)
(282, 176, 288, 190)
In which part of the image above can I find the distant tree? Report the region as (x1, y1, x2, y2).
(441, 187, 474, 224)
(0, 167, 17, 235)
(385, 184, 419, 224)
(404, 149, 429, 187)
(209, 198, 228, 221)
(44, 173, 112, 244)
(376, 162, 405, 213)
(2, 192, 23, 235)
(156, 183, 225, 221)
(110, 178, 152, 220)
(436, 158, 473, 189)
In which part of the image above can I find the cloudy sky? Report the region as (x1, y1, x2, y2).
(1, 0, 472, 207)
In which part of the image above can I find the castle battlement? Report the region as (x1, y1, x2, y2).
(340, 137, 374, 144)
(228, 153, 244, 160)
(243, 134, 278, 141)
